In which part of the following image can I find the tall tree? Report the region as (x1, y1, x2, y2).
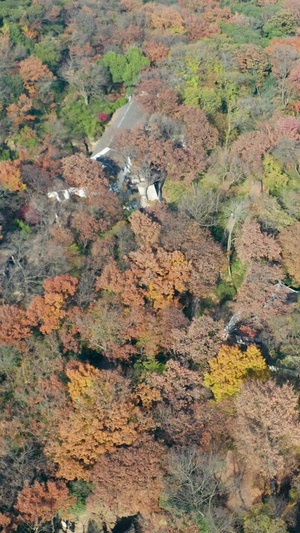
(278, 222, 300, 285)
(233, 380, 300, 486)
(0, 160, 25, 192)
(15, 481, 75, 533)
(204, 344, 269, 401)
(46, 362, 159, 480)
(26, 274, 78, 335)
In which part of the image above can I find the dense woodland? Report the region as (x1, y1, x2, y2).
(1, 0, 300, 531)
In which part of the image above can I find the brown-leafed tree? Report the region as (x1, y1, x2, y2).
(88, 437, 165, 527)
(235, 218, 281, 264)
(146, 360, 206, 445)
(278, 221, 300, 285)
(235, 262, 286, 321)
(233, 380, 300, 487)
(172, 315, 224, 371)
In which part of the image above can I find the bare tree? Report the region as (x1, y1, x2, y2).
(178, 184, 221, 227)
(166, 448, 224, 518)
(61, 55, 109, 105)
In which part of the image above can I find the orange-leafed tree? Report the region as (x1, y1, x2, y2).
(0, 160, 25, 192)
(15, 481, 75, 532)
(99, 210, 191, 309)
(7, 94, 36, 129)
(98, 248, 191, 310)
(26, 274, 78, 335)
(19, 56, 55, 96)
(147, 4, 185, 33)
(129, 247, 191, 309)
(153, 206, 226, 299)
(0, 513, 12, 533)
(46, 362, 160, 480)
(204, 345, 269, 402)
(0, 305, 31, 345)
(129, 210, 161, 248)
(96, 211, 191, 309)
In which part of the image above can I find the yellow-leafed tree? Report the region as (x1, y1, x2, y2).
(204, 344, 269, 401)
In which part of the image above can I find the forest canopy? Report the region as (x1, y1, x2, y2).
(1, 0, 300, 532)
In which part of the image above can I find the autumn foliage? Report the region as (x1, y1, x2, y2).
(233, 380, 300, 483)
(0, 305, 31, 344)
(27, 274, 78, 334)
(47, 362, 160, 480)
(15, 481, 75, 527)
(0, 160, 25, 192)
(204, 344, 269, 401)
(0, 0, 300, 530)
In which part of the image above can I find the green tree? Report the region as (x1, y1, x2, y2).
(103, 47, 149, 87)
(263, 154, 289, 194)
(220, 23, 268, 47)
(102, 51, 127, 84)
(244, 504, 288, 533)
(60, 97, 104, 140)
(184, 85, 222, 114)
(33, 37, 61, 69)
(264, 11, 298, 39)
(123, 47, 149, 87)
(8, 23, 34, 51)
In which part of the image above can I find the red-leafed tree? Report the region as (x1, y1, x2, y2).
(231, 130, 275, 176)
(15, 481, 75, 531)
